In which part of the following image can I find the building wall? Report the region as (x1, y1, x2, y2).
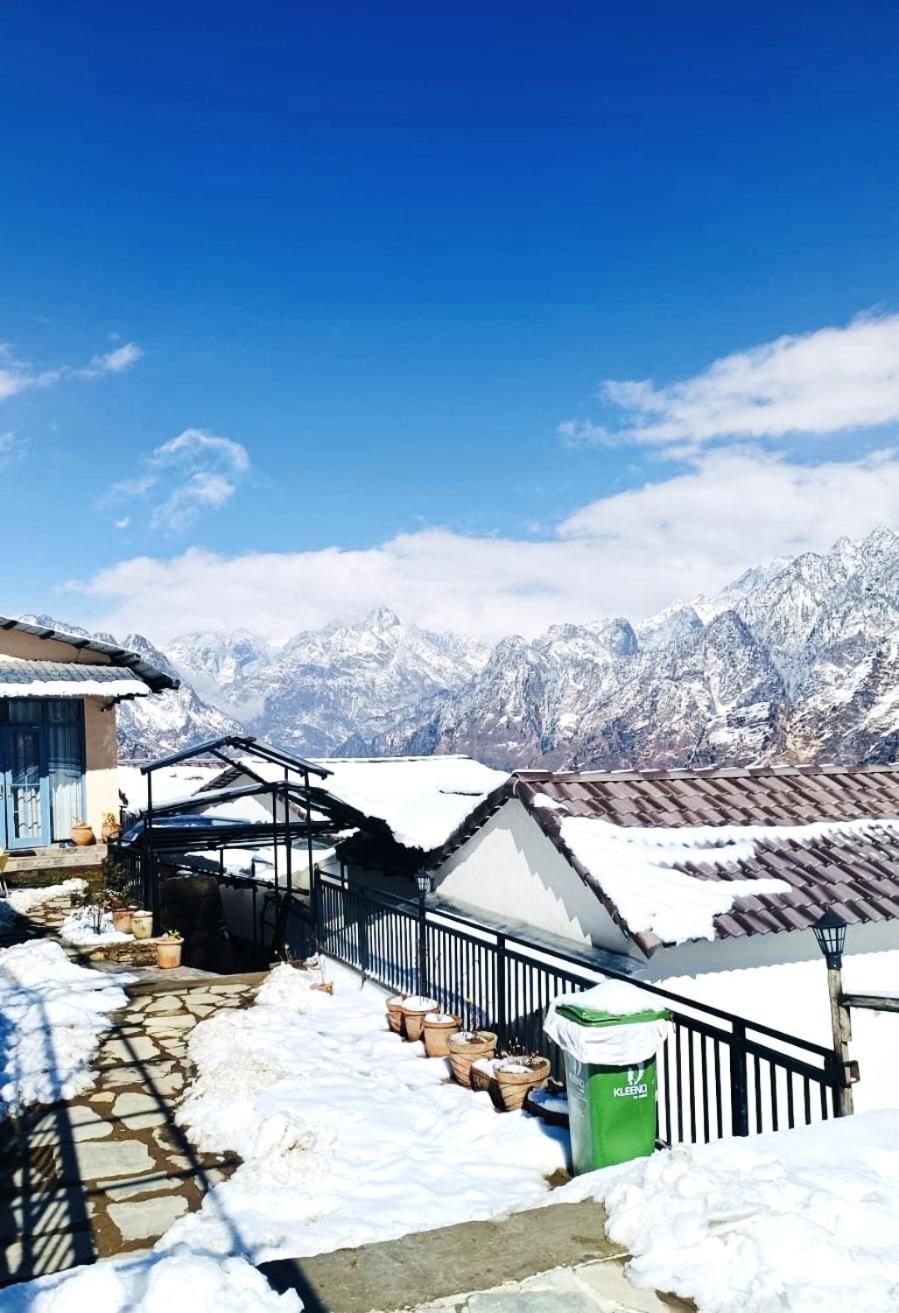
(637, 915, 899, 981)
(0, 629, 112, 665)
(432, 798, 632, 954)
(83, 699, 120, 833)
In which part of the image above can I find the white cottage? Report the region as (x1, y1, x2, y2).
(428, 765, 899, 981)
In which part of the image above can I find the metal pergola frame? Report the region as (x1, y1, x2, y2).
(120, 735, 357, 954)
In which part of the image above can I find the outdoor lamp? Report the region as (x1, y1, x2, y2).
(415, 871, 431, 901)
(813, 908, 847, 970)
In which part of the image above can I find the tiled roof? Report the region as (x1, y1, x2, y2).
(0, 659, 151, 700)
(0, 616, 177, 692)
(435, 764, 899, 954)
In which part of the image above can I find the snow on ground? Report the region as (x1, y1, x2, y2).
(552, 1110, 899, 1312)
(118, 764, 222, 813)
(0, 879, 87, 931)
(0, 940, 132, 1115)
(158, 959, 566, 1263)
(657, 949, 899, 1112)
(0, 1250, 301, 1313)
(59, 906, 131, 948)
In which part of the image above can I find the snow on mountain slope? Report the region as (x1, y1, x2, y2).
(21, 526, 899, 768)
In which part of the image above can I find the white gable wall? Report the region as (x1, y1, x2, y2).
(432, 797, 631, 954)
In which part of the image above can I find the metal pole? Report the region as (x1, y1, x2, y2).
(417, 879, 429, 997)
(827, 962, 854, 1116)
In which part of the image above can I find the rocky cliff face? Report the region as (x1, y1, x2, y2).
(25, 526, 899, 769)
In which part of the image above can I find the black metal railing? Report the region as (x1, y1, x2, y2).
(316, 873, 846, 1146)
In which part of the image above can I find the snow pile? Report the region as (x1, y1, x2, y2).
(559, 816, 790, 944)
(59, 906, 131, 947)
(552, 1111, 899, 1312)
(161, 960, 566, 1261)
(0, 1248, 301, 1312)
(315, 756, 507, 851)
(659, 950, 899, 1114)
(0, 940, 131, 1115)
(1, 878, 87, 930)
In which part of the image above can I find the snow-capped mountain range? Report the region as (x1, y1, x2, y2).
(23, 526, 899, 769)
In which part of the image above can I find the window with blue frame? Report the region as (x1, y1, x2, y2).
(0, 699, 86, 841)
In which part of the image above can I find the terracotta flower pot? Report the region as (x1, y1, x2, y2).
(101, 821, 122, 844)
(493, 1056, 551, 1111)
(423, 1012, 461, 1058)
(400, 996, 438, 1042)
(71, 824, 95, 847)
(470, 1055, 499, 1096)
(111, 907, 133, 934)
(448, 1030, 498, 1088)
(131, 910, 153, 940)
(386, 996, 405, 1033)
(156, 940, 183, 969)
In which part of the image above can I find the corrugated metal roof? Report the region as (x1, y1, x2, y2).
(0, 659, 151, 699)
(0, 616, 177, 692)
(434, 764, 899, 954)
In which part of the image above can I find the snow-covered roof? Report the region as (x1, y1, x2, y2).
(0, 615, 177, 694)
(436, 764, 899, 953)
(204, 754, 508, 854)
(0, 659, 151, 700)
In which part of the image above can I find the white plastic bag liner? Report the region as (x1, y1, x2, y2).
(544, 980, 670, 1066)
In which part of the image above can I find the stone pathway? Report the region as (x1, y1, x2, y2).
(0, 976, 258, 1287)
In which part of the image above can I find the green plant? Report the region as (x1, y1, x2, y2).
(72, 818, 88, 828)
(101, 857, 132, 909)
(161, 929, 183, 942)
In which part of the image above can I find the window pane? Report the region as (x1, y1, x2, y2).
(9, 699, 43, 724)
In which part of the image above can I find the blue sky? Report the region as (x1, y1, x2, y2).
(4, 1, 899, 641)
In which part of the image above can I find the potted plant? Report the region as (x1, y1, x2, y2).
(400, 995, 439, 1041)
(156, 930, 183, 969)
(131, 909, 154, 940)
(70, 819, 95, 847)
(102, 857, 134, 932)
(101, 810, 122, 844)
(493, 1053, 551, 1111)
(422, 1010, 462, 1058)
(448, 1029, 498, 1087)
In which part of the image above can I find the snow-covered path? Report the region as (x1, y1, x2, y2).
(159, 960, 569, 1262)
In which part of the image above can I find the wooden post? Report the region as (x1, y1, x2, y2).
(827, 964, 854, 1116)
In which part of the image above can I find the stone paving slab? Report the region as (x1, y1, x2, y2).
(1, 967, 258, 1288)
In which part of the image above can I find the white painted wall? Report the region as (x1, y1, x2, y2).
(432, 798, 631, 954)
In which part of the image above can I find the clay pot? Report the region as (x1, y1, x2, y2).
(71, 824, 95, 847)
(131, 910, 153, 940)
(101, 821, 122, 844)
(0, 852, 8, 876)
(386, 996, 405, 1033)
(156, 939, 183, 969)
(422, 1012, 461, 1058)
(470, 1055, 498, 1096)
(448, 1030, 498, 1088)
(111, 907, 133, 934)
(493, 1056, 551, 1111)
(400, 996, 439, 1042)
(312, 981, 334, 994)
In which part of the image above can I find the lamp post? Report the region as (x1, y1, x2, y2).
(812, 909, 854, 1116)
(415, 870, 431, 998)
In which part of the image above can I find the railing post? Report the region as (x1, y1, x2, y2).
(495, 933, 507, 1046)
(415, 872, 431, 997)
(730, 1020, 749, 1136)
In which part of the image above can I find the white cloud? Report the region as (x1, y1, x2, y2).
(67, 447, 899, 643)
(108, 427, 250, 532)
(563, 313, 899, 448)
(77, 343, 144, 378)
(0, 430, 22, 464)
(0, 339, 142, 401)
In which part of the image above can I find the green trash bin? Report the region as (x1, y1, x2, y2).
(546, 989, 670, 1173)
